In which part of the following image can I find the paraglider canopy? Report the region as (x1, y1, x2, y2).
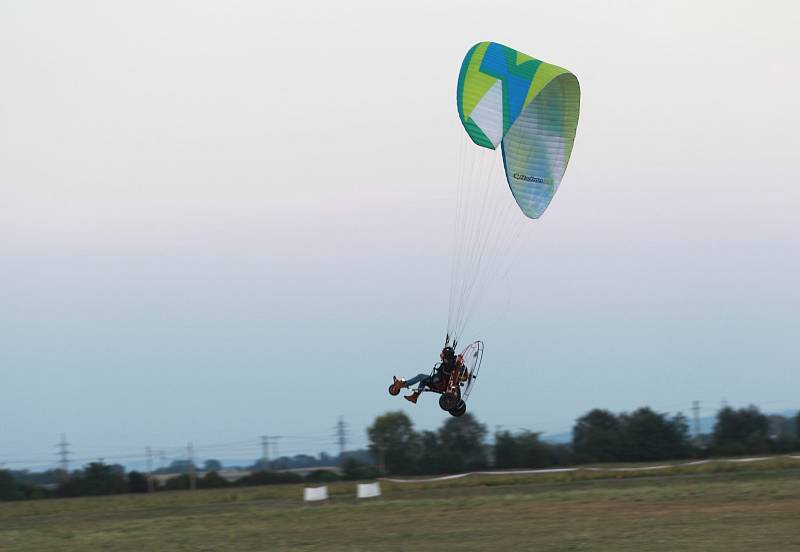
(457, 42, 580, 219)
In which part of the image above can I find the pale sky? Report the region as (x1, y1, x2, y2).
(2, 0, 799, 469)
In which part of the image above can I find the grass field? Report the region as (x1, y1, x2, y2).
(2, 462, 800, 551)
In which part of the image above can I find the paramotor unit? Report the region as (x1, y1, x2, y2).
(389, 341, 483, 417)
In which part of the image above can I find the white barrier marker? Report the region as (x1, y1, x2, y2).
(303, 486, 328, 502)
(356, 482, 381, 499)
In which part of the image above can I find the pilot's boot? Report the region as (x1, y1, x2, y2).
(404, 390, 421, 404)
(389, 377, 406, 396)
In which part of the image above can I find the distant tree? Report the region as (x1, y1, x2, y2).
(341, 457, 375, 481)
(127, 471, 149, 493)
(518, 431, 555, 468)
(293, 454, 319, 467)
(92, 463, 126, 495)
(416, 430, 459, 474)
(618, 408, 691, 461)
(341, 457, 361, 480)
(165, 471, 234, 491)
(236, 470, 302, 486)
(337, 449, 375, 467)
(12, 469, 61, 487)
(0, 470, 33, 501)
(437, 413, 489, 471)
(0, 471, 18, 501)
(545, 443, 574, 466)
(519, 432, 553, 468)
(367, 411, 419, 475)
(161, 460, 193, 474)
(796, 411, 800, 449)
(271, 457, 291, 470)
(494, 431, 553, 469)
(493, 431, 524, 469)
(767, 415, 795, 439)
(767, 415, 796, 453)
(164, 474, 191, 491)
(200, 471, 230, 488)
(203, 459, 222, 472)
(573, 409, 623, 462)
(255, 453, 326, 471)
(712, 406, 770, 455)
(61, 463, 127, 497)
(57, 476, 82, 497)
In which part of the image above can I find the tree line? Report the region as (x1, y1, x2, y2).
(0, 458, 377, 501)
(366, 405, 800, 475)
(2, 404, 798, 500)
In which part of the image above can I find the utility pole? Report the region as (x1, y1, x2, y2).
(691, 401, 701, 440)
(56, 433, 70, 480)
(335, 417, 348, 461)
(187, 442, 196, 491)
(260, 435, 270, 469)
(146, 447, 155, 493)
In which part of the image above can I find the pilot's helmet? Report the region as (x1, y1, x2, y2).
(441, 346, 456, 362)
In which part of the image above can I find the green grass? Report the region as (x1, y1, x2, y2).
(2, 462, 800, 551)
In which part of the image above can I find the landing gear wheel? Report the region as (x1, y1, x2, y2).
(448, 400, 466, 417)
(439, 392, 458, 411)
(388, 379, 405, 396)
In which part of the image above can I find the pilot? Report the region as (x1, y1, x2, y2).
(389, 346, 458, 404)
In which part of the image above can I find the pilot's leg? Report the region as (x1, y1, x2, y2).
(404, 373, 429, 388)
(403, 374, 429, 404)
